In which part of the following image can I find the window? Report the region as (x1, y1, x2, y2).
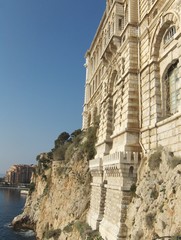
(164, 60, 180, 116)
(112, 100, 118, 132)
(153, 9, 158, 18)
(164, 26, 176, 44)
(129, 166, 134, 178)
(119, 18, 123, 31)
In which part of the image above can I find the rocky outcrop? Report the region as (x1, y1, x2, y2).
(12, 139, 181, 240)
(12, 128, 104, 240)
(126, 147, 181, 239)
(13, 152, 92, 240)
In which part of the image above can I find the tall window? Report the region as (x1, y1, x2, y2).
(112, 100, 118, 132)
(164, 60, 180, 116)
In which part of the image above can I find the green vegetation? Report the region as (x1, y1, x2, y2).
(130, 183, 136, 193)
(52, 129, 83, 161)
(44, 229, 61, 240)
(63, 222, 74, 233)
(74, 221, 103, 240)
(82, 126, 97, 160)
(130, 183, 137, 198)
(54, 132, 70, 148)
(29, 182, 35, 194)
(145, 213, 155, 229)
(148, 148, 162, 170)
(150, 188, 159, 199)
(51, 124, 98, 163)
(33, 124, 98, 192)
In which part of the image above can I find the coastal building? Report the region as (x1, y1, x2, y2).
(82, 0, 181, 239)
(5, 164, 34, 185)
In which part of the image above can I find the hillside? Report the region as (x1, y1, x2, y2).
(12, 128, 102, 240)
(12, 131, 181, 239)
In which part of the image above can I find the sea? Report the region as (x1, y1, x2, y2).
(0, 188, 36, 240)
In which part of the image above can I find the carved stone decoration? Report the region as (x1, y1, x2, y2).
(101, 36, 122, 65)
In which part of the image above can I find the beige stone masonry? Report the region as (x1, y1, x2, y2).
(83, 0, 181, 239)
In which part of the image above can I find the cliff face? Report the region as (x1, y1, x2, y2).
(13, 143, 181, 240)
(126, 148, 181, 239)
(13, 152, 92, 240)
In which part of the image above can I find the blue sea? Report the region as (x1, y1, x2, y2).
(0, 188, 36, 240)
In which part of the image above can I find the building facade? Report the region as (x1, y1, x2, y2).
(82, 0, 181, 239)
(5, 164, 34, 185)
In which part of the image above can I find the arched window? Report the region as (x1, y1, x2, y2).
(164, 26, 176, 44)
(109, 70, 118, 93)
(164, 60, 180, 116)
(129, 166, 134, 178)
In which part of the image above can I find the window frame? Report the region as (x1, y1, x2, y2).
(163, 60, 180, 117)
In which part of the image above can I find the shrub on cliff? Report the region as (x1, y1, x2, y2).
(44, 229, 61, 239)
(52, 130, 84, 161)
(81, 126, 97, 160)
(74, 221, 103, 240)
(29, 182, 35, 194)
(54, 132, 70, 148)
(36, 125, 97, 164)
(145, 212, 155, 229)
(36, 153, 52, 175)
(65, 126, 98, 161)
(148, 147, 162, 170)
(64, 129, 83, 161)
(53, 141, 72, 161)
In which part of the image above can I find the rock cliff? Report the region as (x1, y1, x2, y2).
(13, 154, 91, 239)
(12, 128, 102, 240)
(13, 137, 181, 239)
(126, 147, 181, 239)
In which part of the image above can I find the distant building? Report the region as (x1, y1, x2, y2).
(5, 164, 34, 185)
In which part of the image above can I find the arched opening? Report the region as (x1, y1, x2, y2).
(109, 70, 118, 94)
(163, 60, 180, 116)
(129, 166, 134, 178)
(164, 25, 176, 44)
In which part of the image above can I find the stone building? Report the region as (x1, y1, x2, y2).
(82, 0, 181, 239)
(5, 164, 34, 185)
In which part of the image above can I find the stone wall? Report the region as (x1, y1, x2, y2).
(83, 0, 181, 239)
(87, 152, 140, 240)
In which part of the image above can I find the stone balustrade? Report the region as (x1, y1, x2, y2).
(89, 157, 102, 170)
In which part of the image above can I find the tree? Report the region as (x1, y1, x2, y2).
(70, 129, 82, 139)
(54, 132, 70, 149)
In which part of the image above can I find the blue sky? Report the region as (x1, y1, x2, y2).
(0, 0, 105, 174)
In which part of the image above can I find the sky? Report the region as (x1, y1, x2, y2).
(0, 0, 105, 174)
